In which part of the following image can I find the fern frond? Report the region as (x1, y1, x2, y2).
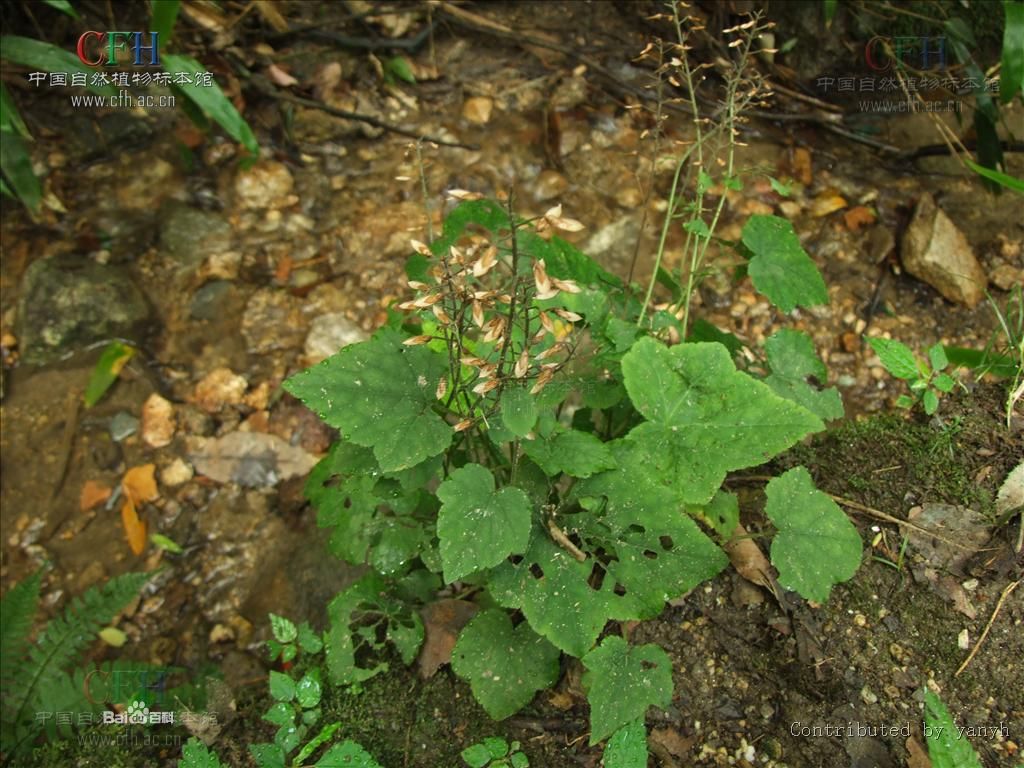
(0, 569, 42, 693)
(2, 571, 150, 757)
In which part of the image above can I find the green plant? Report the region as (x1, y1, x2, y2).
(178, 612, 382, 768)
(0, 569, 151, 760)
(461, 737, 528, 768)
(922, 690, 984, 768)
(0, 0, 257, 213)
(282, 183, 859, 748)
(867, 337, 959, 415)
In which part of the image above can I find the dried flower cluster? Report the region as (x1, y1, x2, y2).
(398, 198, 585, 434)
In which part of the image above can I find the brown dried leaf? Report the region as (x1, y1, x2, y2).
(403, 335, 433, 346)
(120, 496, 147, 556)
(843, 205, 877, 232)
(454, 419, 475, 432)
(650, 726, 696, 758)
(266, 63, 298, 87)
(122, 464, 158, 507)
(447, 189, 483, 201)
(724, 523, 776, 593)
(905, 736, 932, 768)
(514, 350, 529, 378)
(809, 193, 848, 218)
(417, 599, 479, 678)
(80, 480, 112, 512)
(410, 240, 433, 257)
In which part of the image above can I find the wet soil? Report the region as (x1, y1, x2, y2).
(1, 2, 1022, 767)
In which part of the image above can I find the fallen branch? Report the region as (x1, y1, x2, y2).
(955, 578, 1020, 677)
(246, 73, 478, 150)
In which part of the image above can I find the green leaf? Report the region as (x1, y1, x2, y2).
(151, 0, 181, 45)
(766, 467, 862, 602)
(501, 386, 537, 437)
(293, 722, 341, 767)
(688, 318, 744, 355)
(767, 176, 791, 197)
(385, 55, 416, 83)
(576, 440, 729, 617)
(42, 0, 80, 18)
(0, 570, 41, 693)
(0, 126, 41, 212)
(582, 637, 672, 745)
(823, 0, 837, 26)
(509, 750, 529, 768)
(83, 341, 136, 407)
(866, 337, 921, 380)
(895, 394, 915, 409)
(933, 373, 956, 393)
(437, 464, 532, 582)
(1002, 0, 1024, 103)
(325, 574, 423, 685)
(602, 720, 648, 768)
(742, 215, 827, 311)
(179, 737, 225, 768)
(451, 610, 560, 720)
(489, 534, 612, 657)
(923, 690, 984, 768)
(683, 218, 710, 237)
(150, 533, 183, 553)
(621, 338, 823, 505)
(927, 343, 949, 371)
(923, 388, 940, 415)
(263, 701, 293, 727)
(963, 157, 1024, 194)
(316, 739, 384, 768)
(694, 490, 740, 541)
(161, 54, 259, 155)
(0, 36, 118, 96)
(521, 429, 615, 479)
(295, 669, 322, 709)
(461, 744, 491, 767)
(249, 743, 286, 768)
(268, 670, 296, 702)
(269, 613, 297, 644)
(285, 330, 452, 472)
(297, 624, 323, 656)
(763, 329, 843, 421)
(0, 84, 31, 138)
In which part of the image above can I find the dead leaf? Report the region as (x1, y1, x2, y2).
(255, 0, 290, 32)
(905, 736, 932, 768)
(121, 495, 147, 555)
(650, 727, 696, 758)
(80, 480, 112, 512)
(725, 523, 778, 596)
(843, 205, 876, 231)
(266, 64, 298, 88)
(810, 193, 848, 218)
(122, 464, 158, 506)
(792, 147, 812, 185)
(547, 690, 575, 710)
(996, 460, 1023, 517)
(417, 599, 479, 678)
(462, 97, 493, 126)
(189, 431, 318, 487)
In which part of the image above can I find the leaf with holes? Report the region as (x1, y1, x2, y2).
(621, 338, 823, 505)
(451, 609, 560, 720)
(576, 440, 728, 618)
(489, 534, 613, 657)
(766, 467, 862, 602)
(521, 428, 615, 479)
(325, 574, 423, 685)
(437, 464, 532, 582)
(742, 215, 828, 312)
(284, 329, 452, 472)
(763, 329, 843, 421)
(583, 637, 673, 745)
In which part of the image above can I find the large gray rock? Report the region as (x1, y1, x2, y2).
(18, 255, 151, 364)
(159, 201, 232, 269)
(901, 193, 988, 307)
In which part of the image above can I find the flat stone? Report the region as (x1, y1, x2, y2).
(159, 202, 232, 269)
(241, 288, 307, 354)
(17, 255, 151, 364)
(304, 313, 368, 363)
(901, 192, 987, 307)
